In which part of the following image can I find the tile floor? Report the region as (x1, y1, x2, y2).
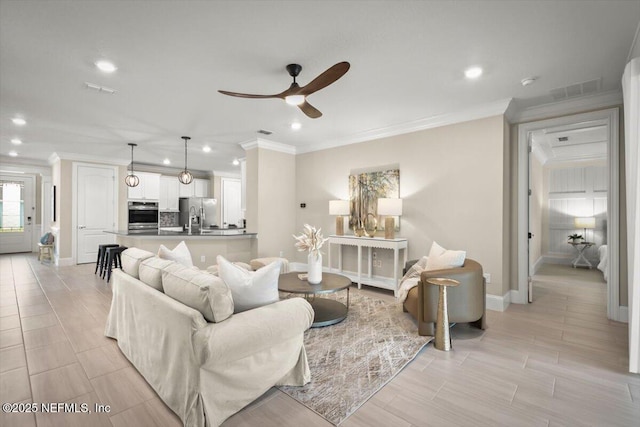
(0, 254, 638, 426)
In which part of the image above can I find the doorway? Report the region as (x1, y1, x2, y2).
(517, 108, 622, 321)
(0, 174, 35, 254)
(73, 163, 118, 264)
(221, 177, 242, 228)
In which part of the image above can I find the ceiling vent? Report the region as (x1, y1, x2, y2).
(558, 136, 569, 142)
(257, 129, 272, 135)
(549, 78, 601, 101)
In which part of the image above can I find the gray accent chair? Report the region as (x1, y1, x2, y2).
(403, 258, 486, 336)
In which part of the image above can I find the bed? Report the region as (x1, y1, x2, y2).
(597, 245, 608, 281)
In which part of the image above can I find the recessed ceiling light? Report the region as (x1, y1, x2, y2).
(291, 122, 302, 130)
(202, 146, 211, 153)
(8, 151, 18, 157)
(163, 158, 171, 165)
(12, 117, 26, 126)
(95, 60, 117, 73)
(11, 138, 22, 145)
(232, 159, 240, 166)
(464, 66, 483, 79)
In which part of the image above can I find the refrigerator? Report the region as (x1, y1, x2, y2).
(179, 197, 218, 231)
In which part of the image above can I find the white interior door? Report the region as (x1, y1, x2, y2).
(221, 178, 242, 227)
(0, 175, 35, 254)
(77, 165, 116, 264)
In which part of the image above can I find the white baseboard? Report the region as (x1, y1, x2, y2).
(486, 291, 511, 312)
(531, 256, 544, 275)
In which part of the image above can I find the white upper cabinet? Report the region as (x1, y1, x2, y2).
(159, 176, 180, 211)
(127, 172, 160, 200)
(195, 178, 209, 197)
(179, 181, 195, 198)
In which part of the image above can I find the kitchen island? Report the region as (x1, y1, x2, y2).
(105, 229, 257, 269)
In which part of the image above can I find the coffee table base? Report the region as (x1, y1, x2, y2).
(308, 298, 348, 327)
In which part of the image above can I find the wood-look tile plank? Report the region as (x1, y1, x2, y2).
(34, 391, 112, 427)
(30, 362, 93, 403)
(0, 304, 19, 318)
(20, 311, 59, 332)
(77, 343, 131, 379)
(18, 302, 53, 318)
(22, 324, 68, 350)
(25, 340, 78, 374)
(341, 398, 411, 427)
(222, 393, 332, 427)
(0, 367, 31, 403)
(109, 398, 182, 427)
(0, 399, 36, 427)
(0, 328, 23, 349)
(90, 367, 157, 415)
(0, 345, 27, 373)
(0, 314, 20, 331)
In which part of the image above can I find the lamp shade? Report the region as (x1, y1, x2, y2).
(329, 200, 350, 215)
(574, 217, 596, 229)
(377, 198, 403, 216)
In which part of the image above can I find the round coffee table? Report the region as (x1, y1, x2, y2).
(278, 272, 352, 327)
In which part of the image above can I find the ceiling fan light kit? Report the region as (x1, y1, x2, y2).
(218, 61, 350, 119)
(178, 136, 193, 185)
(125, 142, 140, 187)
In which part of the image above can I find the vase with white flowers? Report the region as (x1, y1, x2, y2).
(293, 224, 328, 284)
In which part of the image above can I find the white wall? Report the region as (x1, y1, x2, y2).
(294, 115, 509, 297)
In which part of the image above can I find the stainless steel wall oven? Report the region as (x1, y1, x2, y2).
(128, 201, 159, 233)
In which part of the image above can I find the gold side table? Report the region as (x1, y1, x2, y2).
(426, 277, 460, 351)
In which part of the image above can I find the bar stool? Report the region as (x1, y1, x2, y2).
(103, 246, 128, 283)
(95, 244, 119, 275)
(38, 243, 55, 264)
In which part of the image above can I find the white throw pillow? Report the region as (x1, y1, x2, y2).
(425, 241, 466, 271)
(401, 255, 429, 282)
(217, 255, 281, 313)
(162, 264, 234, 323)
(158, 241, 193, 268)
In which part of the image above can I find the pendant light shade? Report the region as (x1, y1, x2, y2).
(125, 143, 140, 187)
(178, 136, 193, 184)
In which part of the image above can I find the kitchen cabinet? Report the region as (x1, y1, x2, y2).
(159, 176, 180, 211)
(178, 178, 209, 198)
(195, 178, 209, 197)
(127, 172, 160, 200)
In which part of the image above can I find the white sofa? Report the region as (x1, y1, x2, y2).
(105, 248, 313, 427)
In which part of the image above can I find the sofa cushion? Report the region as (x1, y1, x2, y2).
(217, 255, 281, 313)
(139, 257, 177, 292)
(158, 241, 194, 268)
(425, 241, 466, 271)
(162, 264, 234, 323)
(120, 248, 155, 279)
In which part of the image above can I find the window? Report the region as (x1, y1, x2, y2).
(0, 181, 24, 232)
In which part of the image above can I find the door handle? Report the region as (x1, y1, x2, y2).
(78, 225, 86, 229)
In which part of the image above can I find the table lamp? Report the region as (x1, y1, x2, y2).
(329, 200, 350, 236)
(574, 217, 596, 242)
(377, 198, 403, 239)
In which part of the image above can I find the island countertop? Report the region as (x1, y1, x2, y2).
(105, 229, 256, 239)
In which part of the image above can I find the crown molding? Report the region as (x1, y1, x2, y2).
(295, 98, 514, 154)
(0, 156, 51, 176)
(240, 137, 297, 155)
(48, 152, 130, 166)
(510, 89, 622, 124)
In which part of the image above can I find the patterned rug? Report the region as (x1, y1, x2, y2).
(278, 291, 433, 425)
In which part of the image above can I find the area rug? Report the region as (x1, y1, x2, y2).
(278, 291, 433, 425)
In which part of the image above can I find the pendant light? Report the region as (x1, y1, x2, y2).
(178, 136, 193, 184)
(124, 143, 140, 187)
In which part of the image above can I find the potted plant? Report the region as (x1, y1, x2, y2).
(568, 233, 583, 243)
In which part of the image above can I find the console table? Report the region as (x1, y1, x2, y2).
(327, 235, 408, 296)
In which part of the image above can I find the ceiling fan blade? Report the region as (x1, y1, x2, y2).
(299, 61, 350, 96)
(298, 101, 322, 119)
(218, 90, 280, 99)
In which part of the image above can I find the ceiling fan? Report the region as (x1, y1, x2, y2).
(218, 61, 350, 119)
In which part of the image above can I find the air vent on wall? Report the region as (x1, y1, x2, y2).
(549, 78, 601, 101)
(558, 136, 569, 142)
(257, 129, 272, 135)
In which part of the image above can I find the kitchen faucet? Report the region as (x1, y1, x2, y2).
(187, 206, 198, 235)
